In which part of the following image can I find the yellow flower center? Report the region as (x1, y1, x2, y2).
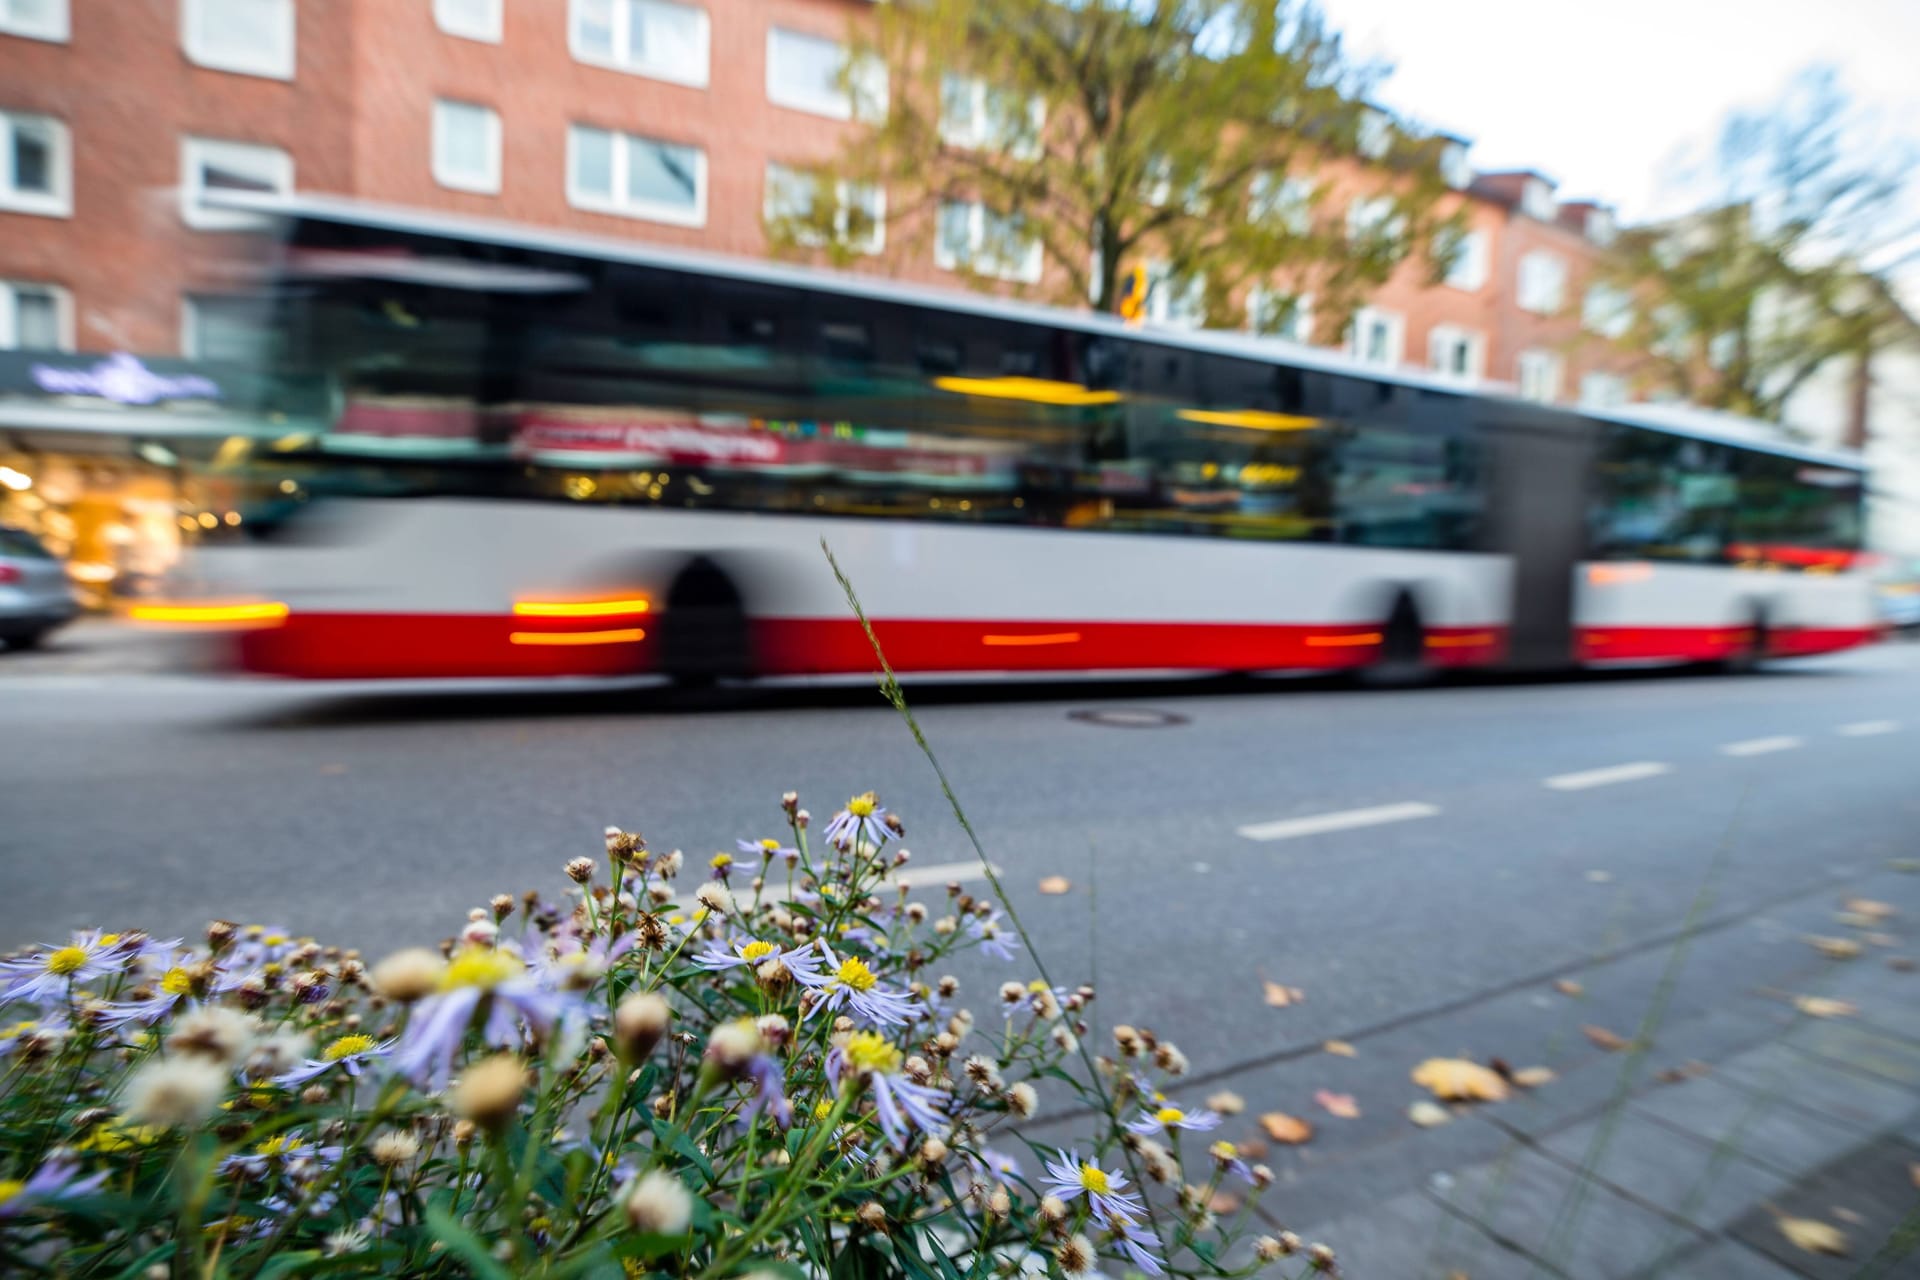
(254, 1134, 305, 1157)
(710, 853, 733, 869)
(83, 1123, 161, 1153)
(842, 1030, 903, 1075)
(264, 934, 288, 948)
(833, 957, 877, 992)
(245, 926, 264, 939)
(161, 967, 193, 996)
(758, 838, 781, 852)
(1, 1020, 38, 1039)
(0, 1180, 22, 1205)
(45, 946, 89, 976)
(440, 947, 523, 991)
(1156, 1107, 1185, 1125)
(1028, 980, 1048, 994)
(847, 793, 877, 817)
(99, 934, 121, 947)
(812, 1099, 833, 1122)
(1079, 1164, 1110, 1195)
(324, 1033, 376, 1061)
(739, 941, 777, 963)
(1209, 1140, 1238, 1161)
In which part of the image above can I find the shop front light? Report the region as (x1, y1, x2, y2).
(0, 466, 30, 492)
(932, 376, 1122, 407)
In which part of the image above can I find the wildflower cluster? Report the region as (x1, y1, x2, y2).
(0, 794, 1312, 1277)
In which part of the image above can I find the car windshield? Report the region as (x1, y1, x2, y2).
(0, 528, 54, 559)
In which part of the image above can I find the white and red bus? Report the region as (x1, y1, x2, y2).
(165, 196, 1879, 682)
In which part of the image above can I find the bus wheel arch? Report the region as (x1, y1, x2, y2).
(656, 554, 755, 684)
(1355, 584, 1431, 686)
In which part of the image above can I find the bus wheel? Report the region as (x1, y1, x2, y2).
(1718, 607, 1771, 676)
(657, 557, 752, 686)
(1359, 593, 1430, 687)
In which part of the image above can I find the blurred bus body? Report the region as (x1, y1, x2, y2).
(168, 196, 1878, 681)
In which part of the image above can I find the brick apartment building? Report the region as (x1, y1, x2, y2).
(0, 0, 1638, 587)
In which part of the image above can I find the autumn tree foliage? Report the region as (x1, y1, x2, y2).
(768, 0, 1461, 339)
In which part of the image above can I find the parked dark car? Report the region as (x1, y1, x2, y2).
(0, 525, 80, 650)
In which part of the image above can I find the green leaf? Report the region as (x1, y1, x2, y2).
(647, 1116, 715, 1181)
(253, 1251, 326, 1280)
(424, 1203, 516, 1280)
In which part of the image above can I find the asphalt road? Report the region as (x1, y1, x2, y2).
(4, 645, 1920, 1092)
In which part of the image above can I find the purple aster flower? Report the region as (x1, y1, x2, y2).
(1, 932, 131, 1005)
(965, 910, 1020, 962)
(822, 792, 891, 849)
(1110, 1220, 1167, 1276)
(219, 1130, 344, 1180)
(1041, 1149, 1147, 1227)
(737, 837, 798, 862)
(391, 946, 579, 1090)
(794, 942, 921, 1027)
(1126, 1101, 1221, 1136)
(225, 925, 300, 969)
(275, 1033, 393, 1087)
(827, 1031, 950, 1148)
(691, 935, 823, 982)
(0, 1155, 107, 1217)
(739, 1054, 793, 1128)
(0, 1014, 68, 1057)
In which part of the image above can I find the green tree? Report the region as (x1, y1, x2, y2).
(1605, 67, 1918, 426)
(767, 0, 1460, 339)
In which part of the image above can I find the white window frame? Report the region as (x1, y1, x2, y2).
(1516, 349, 1563, 403)
(933, 199, 1041, 285)
(0, 0, 69, 42)
(180, 136, 293, 230)
(1443, 229, 1489, 291)
(1356, 107, 1392, 160)
(1579, 371, 1629, 409)
(763, 163, 885, 255)
(1427, 325, 1485, 380)
(1144, 262, 1205, 330)
(1347, 306, 1405, 368)
(1346, 194, 1404, 244)
(765, 27, 885, 122)
(1516, 250, 1567, 315)
(565, 124, 707, 228)
(1585, 207, 1616, 246)
(1581, 283, 1633, 339)
(938, 74, 1043, 160)
(1246, 288, 1312, 343)
(0, 279, 73, 351)
(1519, 177, 1555, 221)
(433, 0, 502, 43)
(1439, 141, 1471, 190)
(567, 0, 710, 90)
(181, 0, 296, 81)
(0, 109, 71, 217)
(432, 99, 502, 194)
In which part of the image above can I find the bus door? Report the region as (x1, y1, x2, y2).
(1481, 407, 1596, 670)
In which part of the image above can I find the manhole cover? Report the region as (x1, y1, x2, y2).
(1067, 708, 1189, 729)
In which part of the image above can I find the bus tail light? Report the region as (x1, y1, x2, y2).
(512, 597, 652, 619)
(127, 601, 290, 629)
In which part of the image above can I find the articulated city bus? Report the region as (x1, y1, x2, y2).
(166, 195, 1878, 681)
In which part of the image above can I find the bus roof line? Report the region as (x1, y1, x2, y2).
(218, 192, 1866, 473)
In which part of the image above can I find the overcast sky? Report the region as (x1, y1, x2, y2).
(1313, 0, 1920, 220)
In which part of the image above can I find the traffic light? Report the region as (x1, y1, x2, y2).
(1117, 265, 1149, 325)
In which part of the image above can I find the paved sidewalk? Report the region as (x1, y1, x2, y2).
(0, 617, 194, 676)
(1240, 868, 1920, 1277)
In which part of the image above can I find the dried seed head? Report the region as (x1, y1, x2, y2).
(702, 1019, 765, 1078)
(1251, 1162, 1274, 1189)
(855, 1201, 887, 1233)
(964, 1055, 1003, 1090)
(448, 1055, 526, 1130)
(490, 894, 515, 921)
(755, 1014, 791, 1047)
(934, 916, 957, 936)
(1153, 1042, 1189, 1076)
(781, 790, 799, 814)
(999, 981, 1025, 1005)
(1112, 1025, 1143, 1056)
(166, 1007, 259, 1067)
(755, 958, 793, 995)
(931, 1031, 958, 1056)
(624, 1169, 694, 1235)
(613, 992, 671, 1062)
(301, 1084, 330, 1105)
(1309, 1242, 1335, 1270)
(918, 1136, 948, 1167)
(1037, 1195, 1068, 1225)
(1055, 1234, 1095, 1277)
(987, 1184, 1011, 1219)
(564, 857, 595, 884)
(1254, 1236, 1285, 1263)
(1007, 1082, 1038, 1119)
(1205, 1089, 1245, 1116)
(205, 920, 237, 952)
(694, 882, 733, 915)
(371, 1131, 421, 1168)
(371, 948, 447, 1002)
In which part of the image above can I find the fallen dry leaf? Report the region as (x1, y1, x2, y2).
(1866, 932, 1899, 948)
(1843, 897, 1896, 921)
(1037, 876, 1071, 895)
(1512, 1066, 1557, 1088)
(1792, 995, 1857, 1019)
(1776, 1214, 1849, 1257)
(1583, 1024, 1629, 1052)
(1408, 1100, 1452, 1128)
(1889, 858, 1920, 873)
(1910, 1162, 1920, 1190)
(1833, 1206, 1866, 1226)
(1258, 1112, 1313, 1144)
(1207, 1189, 1242, 1214)
(1262, 979, 1305, 1008)
(1323, 1039, 1357, 1058)
(1835, 912, 1882, 930)
(1236, 1135, 1269, 1160)
(1890, 956, 1917, 972)
(1655, 1060, 1712, 1084)
(1315, 1089, 1360, 1119)
(1553, 979, 1585, 997)
(1205, 1089, 1245, 1116)
(1808, 936, 1864, 960)
(1412, 1058, 1511, 1102)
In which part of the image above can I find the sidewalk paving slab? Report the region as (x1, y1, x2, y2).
(1785, 1020, 1920, 1089)
(1711, 1040, 1920, 1133)
(1723, 1133, 1920, 1279)
(1292, 1184, 1551, 1280)
(1536, 1110, 1792, 1240)
(1256, 1109, 1518, 1234)
(1427, 1145, 1703, 1280)
(1631, 1072, 1881, 1180)
(1631, 1237, 1808, 1279)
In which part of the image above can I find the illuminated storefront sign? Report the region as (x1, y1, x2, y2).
(28, 352, 223, 406)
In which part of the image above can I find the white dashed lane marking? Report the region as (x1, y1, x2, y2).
(1837, 720, 1900, 737)
(1720, 735, 1803, 757)
(1236, 801, 1441, 843)
(1542, 762, 1673, 791)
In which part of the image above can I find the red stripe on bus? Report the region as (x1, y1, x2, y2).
(1574, 625, 1880, 662)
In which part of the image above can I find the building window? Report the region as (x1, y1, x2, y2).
(181, 0, 295, 80)
(568, 0, 709, 89)
(0, 109, 70, 217)
(1248, 172, 1313, 234)
(764, 163, 884, 255)
(182, 294, 265, 362)
(934, 199, 1041, 284)
(1516, 349, 1562, 403)
(1580, 371, 1629, 409)
(1516, 251, 1567, 314)
(938, 74, 1042, 158)
(1584, 207, 1617, 246)
(1442, 228, 1489, 291)
(1427, 325, 1484, 380)
(180, 136, 292, 229)
(1346, 195, 1404, 244)
(1247, 288, 1311, 343)
(0, 280, 70, 351)
(1347, 307, 1404, 367)
(566, 124, 705, 226)
(0, 0, 68, 42)
(1144, 263, 1205, 329)
(1439, 140, 1471, 190)
(1581, 283, 1633, 339)
(1356, 106, 1392, 160)
(432, 99, 501, 194)
(433, 0, 501, 42)
(766, 27, 886, 121)
(1519, 177, 1555, 221)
